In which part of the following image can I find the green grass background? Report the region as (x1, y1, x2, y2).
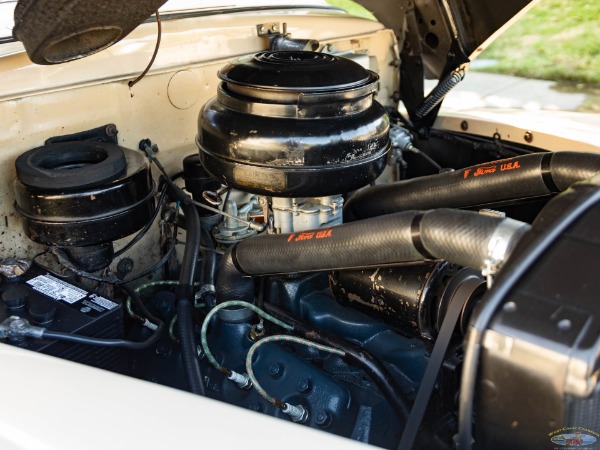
(328, 0, 600, 86)
(476, 0, 600, 86)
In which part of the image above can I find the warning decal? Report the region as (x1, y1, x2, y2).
(27, 275, 87, 304)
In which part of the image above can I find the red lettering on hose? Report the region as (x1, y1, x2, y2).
(287, 229, 333, 243)
(473, 165, 497, 177)
(500, 161, 521, 171)
(316, 229, 332, 239)
(295, 232, 315, 242)
(464, 160, 521, 179)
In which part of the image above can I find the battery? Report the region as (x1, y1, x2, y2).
(0, 264, 127, 373)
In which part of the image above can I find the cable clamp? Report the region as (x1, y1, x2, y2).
(0, 316, 45, 341)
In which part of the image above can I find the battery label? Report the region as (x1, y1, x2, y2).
(89, 294, 118, 311)
(27, 274, 87, 304)
(23, 273, 120, 318)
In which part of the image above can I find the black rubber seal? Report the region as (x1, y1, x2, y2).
(540, 153, 560, 193)
(411, 213, 436, 260)
(15, 142, 127, 190)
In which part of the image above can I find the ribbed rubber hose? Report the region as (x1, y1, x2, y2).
(344, 151, 600, 221)
(169, 185, 205, 396)
(219, 209, 529, 291)
(215, 250, 254, 304)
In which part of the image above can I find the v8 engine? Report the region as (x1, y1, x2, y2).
(3, 46, 600, 450)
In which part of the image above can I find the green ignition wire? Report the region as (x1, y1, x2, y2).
(245, 334, 346, 422)
(125, 280, 203, 327)
(200, 300, 293, 388)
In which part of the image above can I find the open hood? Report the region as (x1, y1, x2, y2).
(354, 0, 537, 123)
(11, 0, 536, 123)
(356, 0, 537, 79)
(12, 0, 536, 69)
(12, 0, 167, 64)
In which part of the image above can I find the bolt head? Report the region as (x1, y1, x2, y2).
(557, 319, 572, 331)
(297, 378, 312, 394)
(315, 411, 332, 427)
(269, 362, 282, 378)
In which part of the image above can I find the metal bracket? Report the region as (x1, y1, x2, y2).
(256, 22, 282, 36)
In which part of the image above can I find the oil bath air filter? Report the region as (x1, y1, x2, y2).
(14, 141, 155, 271)
(197, 51, 390, 197)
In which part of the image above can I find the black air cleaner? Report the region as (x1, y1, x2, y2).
(196, 51, 390, 197)
(14, 142, 155, 271)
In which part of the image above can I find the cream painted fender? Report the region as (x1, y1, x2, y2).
(0, 343, 366, 450)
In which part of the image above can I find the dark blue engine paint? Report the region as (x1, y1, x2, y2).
(131, 275, 429, 449)
(201, 273, 428, 448)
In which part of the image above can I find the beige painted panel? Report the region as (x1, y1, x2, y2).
(0, 342, 367, 450)
(435, 111, 600, 153)
(0, 9, 398, 275)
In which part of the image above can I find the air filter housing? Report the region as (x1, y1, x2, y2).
(196, 51, 390, 197)
(14, 142, 155, 270)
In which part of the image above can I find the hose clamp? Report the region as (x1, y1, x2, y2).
(198, 284, 216, 297)
(483, 218, 529, 288)
(196, 284, 216, 307)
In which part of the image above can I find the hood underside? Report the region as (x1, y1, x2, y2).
(356, 0, 537, 79)
(10, 0, 536, 124)
(353, 0, 536, 124)
(12, 0, 536, 71)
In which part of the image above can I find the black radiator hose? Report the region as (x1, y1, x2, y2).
(217, 209, 529, 297)
(168, 184, 206, 396)
(215, 251, 254, 304)
(344, 151, 600, 221)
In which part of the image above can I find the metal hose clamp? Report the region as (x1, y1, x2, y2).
(483, 218, 529, 288)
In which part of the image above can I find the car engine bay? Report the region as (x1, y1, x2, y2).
(1, 2, 600, 449)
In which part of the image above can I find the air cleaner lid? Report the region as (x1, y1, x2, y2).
(218, 51, 376, 92)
